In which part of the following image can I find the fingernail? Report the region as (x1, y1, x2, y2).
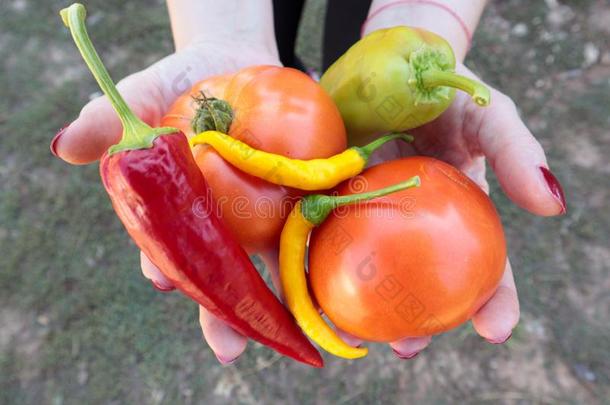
(50, 124, 71, 157)
(540, 167, 566, 214)
(216, 354, 238, 365)
(392, 348, 420, 360)
(151, 279, 175, 292)
(486, 332, 512, 345)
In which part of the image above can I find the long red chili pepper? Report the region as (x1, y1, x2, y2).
(60, 3, 322, 367)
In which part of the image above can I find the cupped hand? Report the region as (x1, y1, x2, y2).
(56, 47, 566, 364)
(52, 39, 281, 365)
(357, 63, 567, 358)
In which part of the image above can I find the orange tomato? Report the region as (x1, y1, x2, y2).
(308, 157, 506, 342)
(162, 66, 347, 253)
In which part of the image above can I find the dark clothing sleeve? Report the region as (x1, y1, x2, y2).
(272, 0, 371, 71)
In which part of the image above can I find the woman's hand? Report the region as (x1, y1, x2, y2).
(51, 38, 282, 364)
(354, 0, 564, 359)
(355, 63, 566, 358)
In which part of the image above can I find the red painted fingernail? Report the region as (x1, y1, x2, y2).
(540, 167, 567, 214)
(216, 354, 238, 365)
(151, 280, 175, 292)
(486, 332, 512, 345)
(50, 124, 71, 157)
(392, 348, 420, 360)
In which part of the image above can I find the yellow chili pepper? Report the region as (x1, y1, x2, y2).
(189, 131, 413, 191)
(279, 176, 421, 359)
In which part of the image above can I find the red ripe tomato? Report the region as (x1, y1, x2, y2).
(308, 157, 506, 342)
(162, 66, 347, 254)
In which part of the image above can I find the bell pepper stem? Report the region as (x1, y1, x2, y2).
(419, 69, 491, 107)
(354, 133, 414, 161)
(301, 176, 421, 226)
(60, 3, 176, 154)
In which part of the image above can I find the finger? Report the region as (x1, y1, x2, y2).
(477, 94, 565, 216)
(140, 251, 175, 292)
(199, 306, 248, 365)
(141, 251, 248, 363)
(369, 138, 417, 166)
(335, 328, 364, 348)
(457, 67, 566, 216)
(471, 260, 519, 344)
(51, 68, 165, 165)
(258, 249, 284, 300)
(390, 336, 432, 359)
(460, 156, 490, 194)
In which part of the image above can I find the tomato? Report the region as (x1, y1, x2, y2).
(308, 157, 506, 342)
(162, 66, 347, 253)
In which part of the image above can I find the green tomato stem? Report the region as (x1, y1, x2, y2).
(301, 176, 421, 226)
(60, 3, 176, 154)
(419, 69, 491, 107)
(353, 133, 414, 162)
(191, 92, 234, 134)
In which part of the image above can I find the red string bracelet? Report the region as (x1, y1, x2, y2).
(361, 0, 473, 49)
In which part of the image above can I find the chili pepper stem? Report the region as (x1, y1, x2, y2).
(301, 176, 421, 226)
(418, 69, 491, 107)
(354, 133, 414, 161)
(60, 3, 176, 154)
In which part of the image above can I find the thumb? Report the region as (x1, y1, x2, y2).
(455, 65, 567, 216)
(50, 68, 165, 165)
(475, 91, 566, 216)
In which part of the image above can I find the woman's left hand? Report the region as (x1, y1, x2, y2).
(342, 63, 567, 357)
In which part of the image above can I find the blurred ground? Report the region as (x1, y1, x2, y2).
(1, 0, 609, 404)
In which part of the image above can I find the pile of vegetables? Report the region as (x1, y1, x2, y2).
(58, 4, 507, 367)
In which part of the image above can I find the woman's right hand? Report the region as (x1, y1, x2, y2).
(51, 38, 282, 365)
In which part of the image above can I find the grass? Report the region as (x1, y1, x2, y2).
(1, 0, 609, 404)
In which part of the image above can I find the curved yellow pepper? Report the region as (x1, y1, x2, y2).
(189, 131, 413, 191)
(280, 201, 366, 359)
(279, 176, 421, 359)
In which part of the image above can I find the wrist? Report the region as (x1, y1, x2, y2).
(167, 0, 279, 60)
(187, 35, 280, 64)
(182, 39, 281, 77)
(363, 0, 487, 62)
